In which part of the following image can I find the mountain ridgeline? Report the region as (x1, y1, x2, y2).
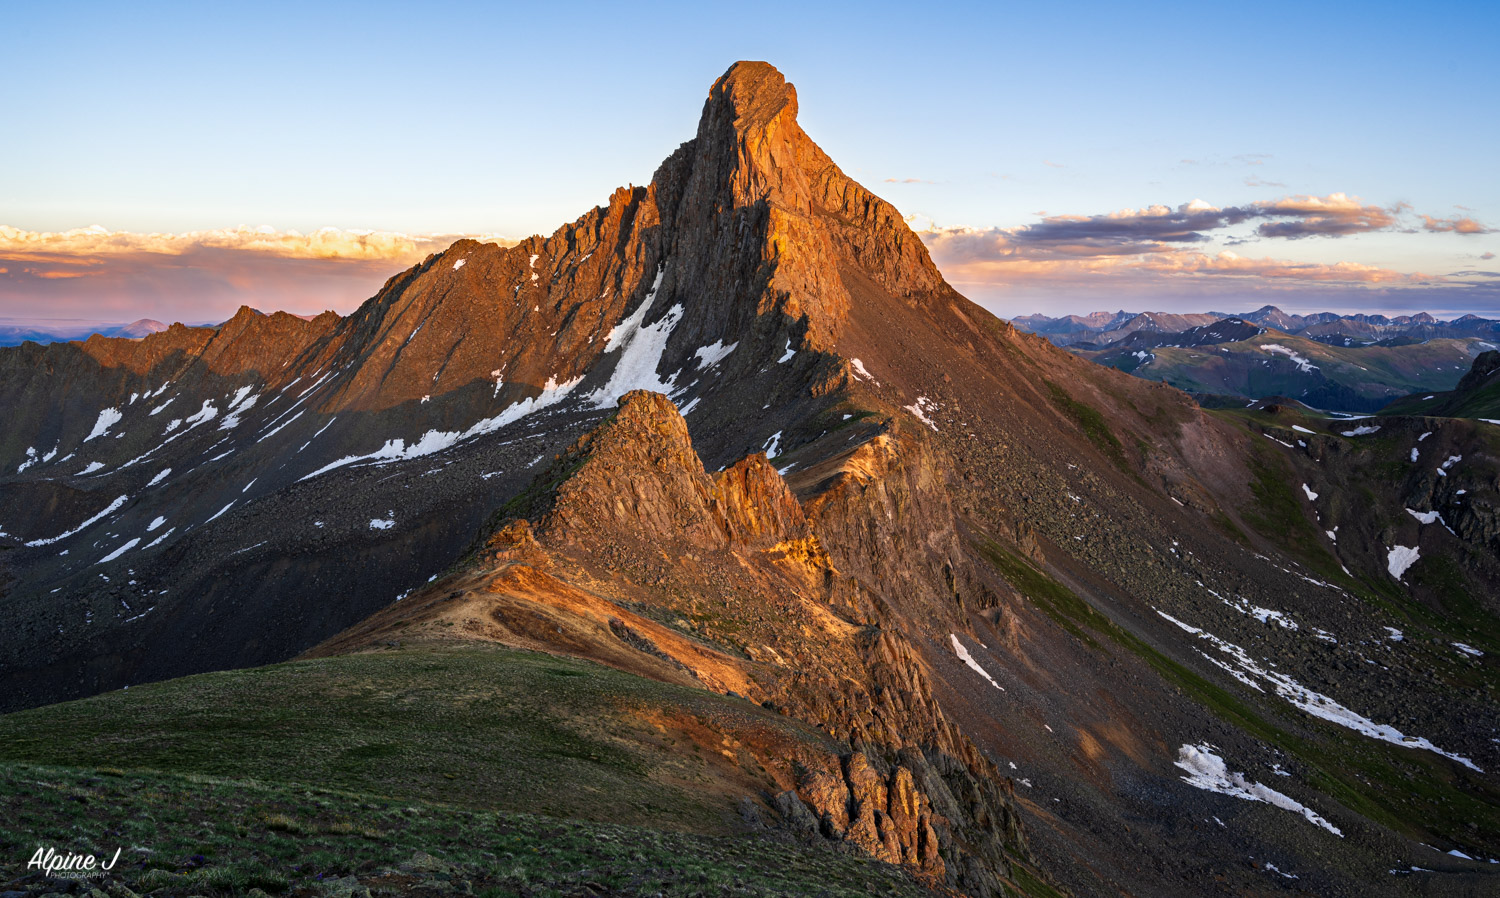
(1018, 306, 1500, 412)
(2, 63, 1499, 898)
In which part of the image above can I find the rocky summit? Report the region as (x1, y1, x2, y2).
(2, 62, 1499, 898)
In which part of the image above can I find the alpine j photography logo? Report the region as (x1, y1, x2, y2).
(27, 845, 122, 879)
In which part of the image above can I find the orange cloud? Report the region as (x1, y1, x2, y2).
(1422, 214, 1492, 235)
(1141, 251, 1426, 283)
(1245, 193, 1396, 238)
(0, 225, 514, 324)
(0, 224, 511, 264)
(915, 218, 1435, 292)
(931, 248, 1425, 286)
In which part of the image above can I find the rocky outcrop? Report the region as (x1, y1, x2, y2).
(430, 392, 1025, 893)
(528, 390, 813, 555)
(1456, 349, 1500, 394)
(801, 427, 982, 632)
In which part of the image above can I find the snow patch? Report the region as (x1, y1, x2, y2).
(147, 468, 171, 487)
(778, 339, 796, 363)
(206, 502, 235, 523)
(79, 461, 105, 475)
(1259, 344, 1319, 373)
(98, 538, 140, 564)
(1291, 425, 1315, 434)
(84, 408, 123, 442)
(369, 517, 395, 531)
(1156, 609, 1478, 770)
(300, 379, 580, 482)
(146, 516, 167, 532)
(257, 409, 303, 442)
(951, 635, 1003, 690)
(1301, 484, 1318, 501)
(1387, 545, 1420, 580)
(850, 358, 878, 383)
(25, 495, 129, 547)
(588, 264, 682, 408)
(452, 258, 465, 270)
(1454, 643, 1484, 658)
(181, 400, 219, 431)
(693, 340, 738, 370)
(1406, 508, 1443, 526)
(1174, 744, 1341, 836)
(905, 396, 939, 431)
(218, 387, 259, 430)
(1341, 425, 1380, 437)
(763, 431, 782, 458)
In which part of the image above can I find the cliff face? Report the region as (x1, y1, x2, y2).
(648, 61, 949, 356)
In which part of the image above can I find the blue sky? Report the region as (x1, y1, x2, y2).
(3, 0, 1497, 322)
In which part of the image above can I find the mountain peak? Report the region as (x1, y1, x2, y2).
(707, 61, 797, 137)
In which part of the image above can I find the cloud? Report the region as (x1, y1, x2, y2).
(0, 224, 504, 263)
(1244, 175, 1287, 188)
(906, 202, 1500, 318)
(1483, 252, 1496, 260)
(1144, 251, 1426, 283)
(916, 193, 1404, 264)
(883, 177, 933, 184)
(1247, 193, 1396, 238)
(917, 228, 1429, 287)
(0, 224, 512, 324)
(1043, 160, 1065, 168)
(909, 196, 1459, 314)
(986, 199, 1236, 256)
(1422, 214, 1492, 235)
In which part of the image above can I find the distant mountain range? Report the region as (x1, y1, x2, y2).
(0, 318, 168, 347)
(1014, 305, 1500, 348)
(1014, 306, 1500, 411)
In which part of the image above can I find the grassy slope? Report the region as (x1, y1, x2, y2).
(0, 645, 939, 897)
(0, 646, 795, 831)
(1382, 376, 1500, 419)
(0, 763, 929, 898)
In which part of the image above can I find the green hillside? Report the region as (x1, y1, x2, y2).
(1382, 350, 1500, 418)
(1079, 331, 1487, 411)
(0, 646, 942, 898)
